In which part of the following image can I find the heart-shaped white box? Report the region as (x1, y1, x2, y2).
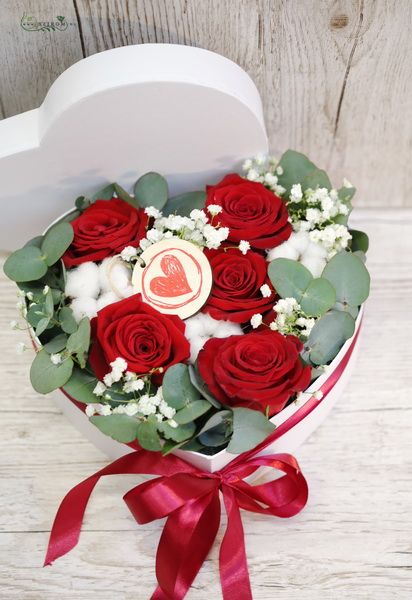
(1, 43, 363, 471)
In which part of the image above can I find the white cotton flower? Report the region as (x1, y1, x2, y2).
(184, 312, 242, 362)
(289, 184, 303, 202)
(50, 353, 62, 365)
(145, 206, 161, 218)
(260, 284, 272, 298)
(267, 231, 328, 278)
(70, 297, 98, 322)
(207, 204, 222, 216)
(93, 381, 107, 396)
(120, 246, 138, 262)
(99, 258, 132, 295)
(250, 313, 263, 329)
(238, 240, 250, 255)
(65, 262, 100, 299)
(96, 291, 119, 311)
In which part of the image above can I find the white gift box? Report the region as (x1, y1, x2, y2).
(0, 43, 364, 470)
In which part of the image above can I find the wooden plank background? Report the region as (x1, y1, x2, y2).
(0, 0, 412, 207)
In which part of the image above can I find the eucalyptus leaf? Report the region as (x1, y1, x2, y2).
(350, 229, 369, 253)
(75, 196, 91, 211)
(90, 414, 139, 443)
(30, 349, 73, 394)
(322, 252, 370, 307)
(26, 304, 44, 329)
(277, 150, 331, 196)
(44, 333, 68, 353)
(188, 364, 221, 407)
(24, 235, 44, 248)
(157, 420, 196, 442)
(162, 191, 206, 217)
(41, 222, 74, 267)
(35, 317, 50, 337)
(134, 172, 168, 210)
(137, 418, 162, 451)
(162, 363, 200, 409)
(174, 400, 211, 425)
(113, 183, 138, 208)
(59, 306, 78, 334)
(90, 183, 116, 201)
(300, 277, 336, 316)
(268, 258, 313, 301)
(304, 310, 356, 365)
(227, 408, 275, 454)
(3, 246, 47, 282)
(66, 317, 91, 368)
(198, 410, 232, 447)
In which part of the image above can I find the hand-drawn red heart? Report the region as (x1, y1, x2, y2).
(150, 254, 193, 297)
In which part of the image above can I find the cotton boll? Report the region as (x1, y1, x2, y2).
(266, 242, 298, 262)
(214, 321, 243, 339)
(70, 297, 98, 322)
(189, 336, 208, 363)
(184, 313, 210, 339)
(65, 262, 100, 299)
(305, 241, 328, 260)
(99, 257, 132, 294)
(289, 232, 310, 255)
(96, 291, 119, 311)
(300, 256, 326, 278)
(122, 285, 135, 298)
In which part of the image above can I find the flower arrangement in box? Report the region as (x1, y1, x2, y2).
(4, 150, 370, 599)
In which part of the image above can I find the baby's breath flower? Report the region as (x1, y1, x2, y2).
(120, 246, 138, 262)
(16, 342, 26, 354)
(43, 285, 50, 295)
(207, 204, 222, 216)
(250, 313, 263, 329)
(50, 353, 62, 365)
(93, 381, 107, 396)
(260, 284, 272, 298)
(144, 206, 161, 218)
(238, 240, 250, 255)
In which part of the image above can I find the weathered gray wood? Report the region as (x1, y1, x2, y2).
(0, 1, 412, 206)
(0, 209, 411, 598)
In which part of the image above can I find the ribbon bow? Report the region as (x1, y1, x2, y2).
(44, 322, 361, 599)
(44, 449, 307, 600)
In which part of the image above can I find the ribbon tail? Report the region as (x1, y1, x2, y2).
(220, 485, 253, 600)
(44, 473, 99, 566)
(151, 490, 221, 600)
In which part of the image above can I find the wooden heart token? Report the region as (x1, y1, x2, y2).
(132, 239, 213, 319)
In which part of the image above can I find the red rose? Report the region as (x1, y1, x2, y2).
(206, 174, 291, 249)
(203, 247, 275, 323)
(197, 330, 311, 416)
(63, 198, 149, 267)
(89, 294, 190, 381)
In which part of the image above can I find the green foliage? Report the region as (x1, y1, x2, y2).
(66, 317, 91, 368)
(90, 414, 140, 443)
(197, 410, 232, 447)
(350, 229, 369, 253)
(188, 364, 221, 407)
(303, 310, 356, 366)
(157, 420, 196, 443)
(134, 172, 168, 210)
(41, 222, 74, 267)
(137, 417, 162, 451)
(30, 349, 73, 394)
(268, 258, 336, 316)
(62, 367, 99, 403)
(162, 363, 201, 409)
(58, 306, 78, 334)
(75, 196, 91, 211)
(322, 251, 370, 307)
(227, 408, 275, 454)
(43, 333, 68, 353)
(277, 150, 331, 196)
(3, 246, 47, 282)
(173, 400, 211, 425)
(163, 191, 206, 217)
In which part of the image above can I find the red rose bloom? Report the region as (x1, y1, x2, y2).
(63, 198, 148, 267)
(206, 174, 291, 249)
(89, 294, 190, 381)
(203, 247, 275, 323)
(197, 330, 311, 416)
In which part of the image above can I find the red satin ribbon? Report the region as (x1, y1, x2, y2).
(44, 321, 362, 600)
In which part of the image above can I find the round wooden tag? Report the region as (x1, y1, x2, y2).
(132, 239, 213, 319)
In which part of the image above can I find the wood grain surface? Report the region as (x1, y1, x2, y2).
(1, 1, 412, 206)
(0, 208, 411, 599)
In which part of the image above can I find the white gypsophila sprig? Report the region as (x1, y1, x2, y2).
(250, 313, 263, 329)
(269, 297, 315, 338)
(309, 224, 352, 259)
(242, 154, 286, 196)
